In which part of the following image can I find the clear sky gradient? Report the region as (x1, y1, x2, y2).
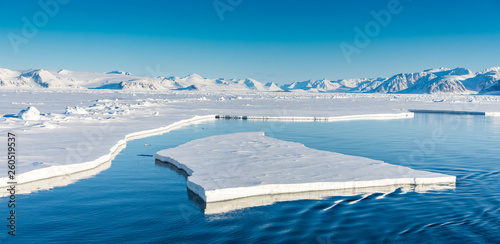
(1, 0, 499, 83)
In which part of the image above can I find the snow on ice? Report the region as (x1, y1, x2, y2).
(156, 132, 456, 204)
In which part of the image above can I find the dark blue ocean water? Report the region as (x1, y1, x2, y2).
(1, 114, 500, 243)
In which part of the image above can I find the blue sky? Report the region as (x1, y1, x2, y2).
(1, 0, 500, 83)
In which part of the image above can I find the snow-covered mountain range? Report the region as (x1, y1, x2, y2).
(1, 67, 499, 94)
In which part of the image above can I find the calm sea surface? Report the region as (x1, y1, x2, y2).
(1, 114, 500, 243)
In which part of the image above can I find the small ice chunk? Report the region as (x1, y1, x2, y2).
(65, 106, 88, 115)
(17, 106, 41, 120)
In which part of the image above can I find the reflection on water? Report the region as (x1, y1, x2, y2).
(0, 158, 112, 198)
(155, 159, 189, 178)
(156, 159, 456, 214)
(0, 143, 123, 198)
(191, 184, 456, 215)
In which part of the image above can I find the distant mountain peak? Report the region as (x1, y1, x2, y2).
(423, 67, 450, 73)
(106, 71, 133, 76)
(57, 69, 71, 74)
(186, 73, 203, 78)
(480, 66, 500, 73)
(1, 66, 499, 94)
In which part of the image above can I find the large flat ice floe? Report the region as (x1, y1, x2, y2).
(156, 132, 456, 205)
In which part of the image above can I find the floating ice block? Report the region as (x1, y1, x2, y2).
(155, 132, 456, 203)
